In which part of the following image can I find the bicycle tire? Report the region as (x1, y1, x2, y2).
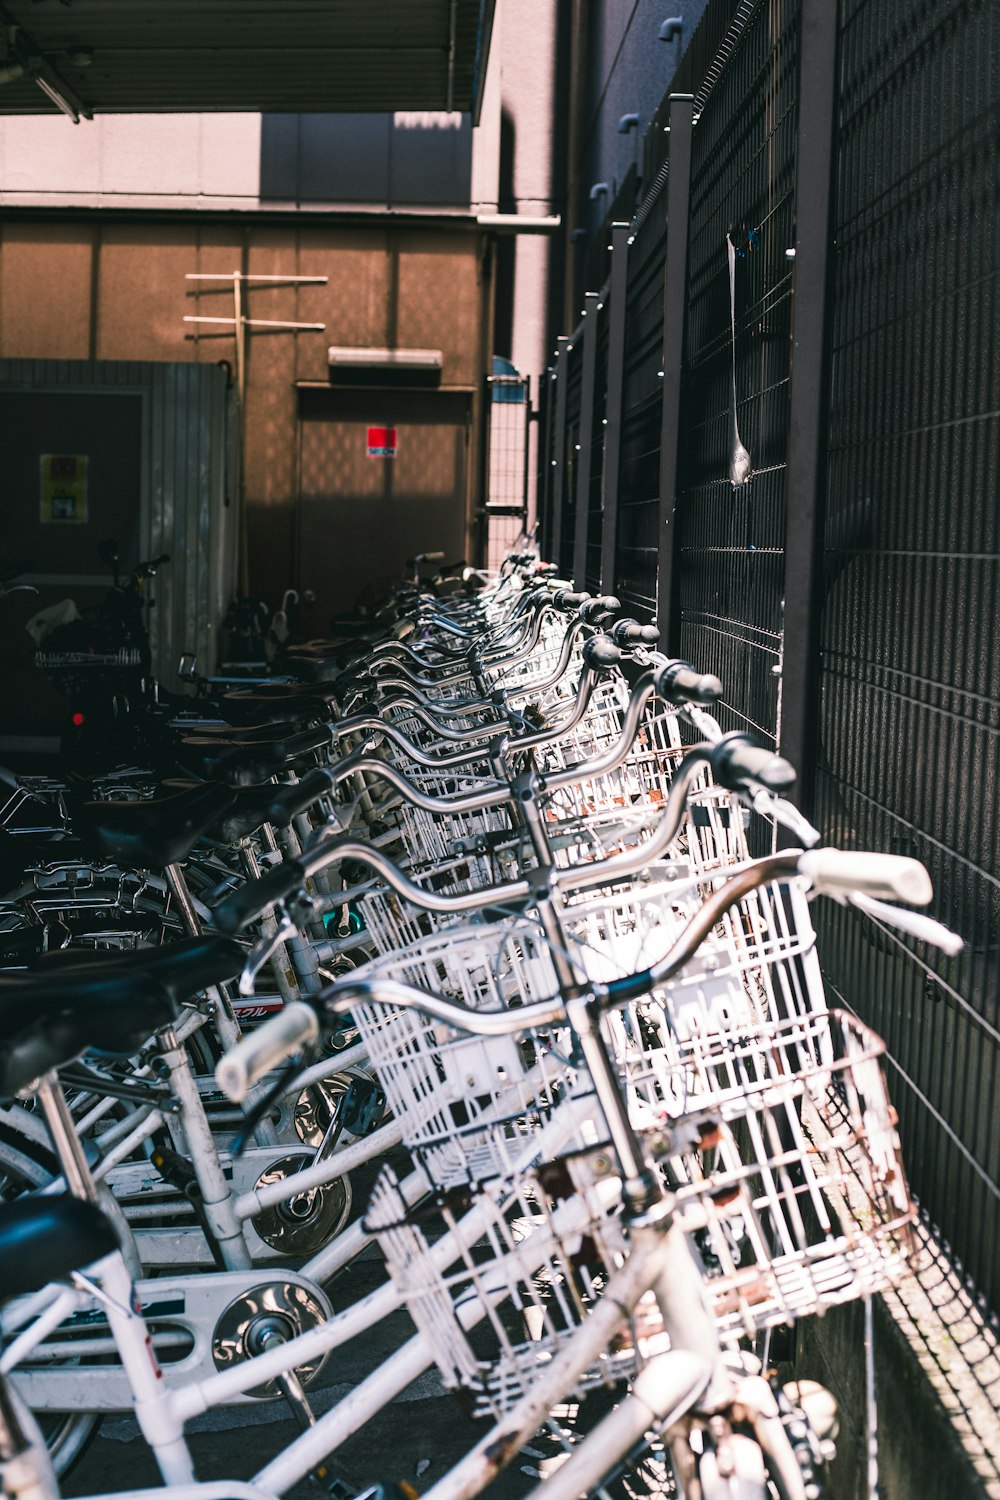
(0, 1121, 105, 1479)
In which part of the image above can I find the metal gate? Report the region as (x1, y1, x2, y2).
(481, 369, 531, 572)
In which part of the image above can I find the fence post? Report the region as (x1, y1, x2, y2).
(572, 291, 601, 588)
(549, 336, 571, 566)
(778, 0, 839, 812)
(536, 368, 553, 552)
(601, 222, 631, 593)
(522, 374, 533, 542)
(476, 372, 493, 568)
(655, 94, 695, 648)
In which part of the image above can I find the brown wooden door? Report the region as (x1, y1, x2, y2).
(296, 388, 471, 633)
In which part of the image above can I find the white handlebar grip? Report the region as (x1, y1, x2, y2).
(799, 848, 933, 905)
(215, 1003, 320, 1103)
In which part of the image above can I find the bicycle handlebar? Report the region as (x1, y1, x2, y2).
(267, 767, 338, 828)
(213, 860, 306, 933)
(708, 732, 795, 793)
(798, 848, 932, 904)
(654, 660, 723, 706)
(611, 619, 661, 648)
(579, 595, 621, 624)
(215, 844, 942, 1093)
(215, 1000, 318, 1100)
(581, 636, 622, 671)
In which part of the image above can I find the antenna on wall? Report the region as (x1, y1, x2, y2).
(183, 271, 328, 403)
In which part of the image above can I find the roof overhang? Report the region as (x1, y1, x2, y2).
(0, 0, 497, 121)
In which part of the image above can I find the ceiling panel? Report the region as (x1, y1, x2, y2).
(0, 0, 495, 118)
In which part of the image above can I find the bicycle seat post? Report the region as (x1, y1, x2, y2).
(34, 1072, 101, 1206)
(164, 860, 241, 1047)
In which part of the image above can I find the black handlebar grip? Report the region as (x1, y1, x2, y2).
(708, 732, 797, 794)
(655, 659, 724, 705)
(611, 618, 661, 647)
(553, 590, 590, 610)
(268, 769, 334, 828)
(578, 595, 622, 624)
(213, 861, 306, 933)
(581, 635, 623, 672)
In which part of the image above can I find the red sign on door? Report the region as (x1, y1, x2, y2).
(367, 426, 397, 458)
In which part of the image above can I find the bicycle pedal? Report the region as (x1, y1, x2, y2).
(341, 1075, 386, 1134)
(318, 1463, 402, 1500)
(347, 1486, 419, 1500)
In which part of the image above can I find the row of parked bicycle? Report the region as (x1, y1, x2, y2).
(0, 549, 964, 1500)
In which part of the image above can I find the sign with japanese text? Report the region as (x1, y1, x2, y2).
(40, 454, 89, 524)
(367, 427, 398, 458)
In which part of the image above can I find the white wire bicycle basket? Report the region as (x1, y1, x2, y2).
(481, 615, 578, 696)
(560, 870, 825, 1036)
(353, 868, 824, 1179)
(365, 1144, 636, 1422)
(638, 1008, 916, 1338)
(347, 919, 598, 1190)
(530, 684, 753, 877)
(392, 792, 521, 876)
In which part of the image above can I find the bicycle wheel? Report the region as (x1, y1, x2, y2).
(0, 1117, 104, 1479)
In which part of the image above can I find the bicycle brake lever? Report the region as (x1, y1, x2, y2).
(751, 789, 820, 847)
(239, 914, 299, 996)
(845, 892, 965, 956)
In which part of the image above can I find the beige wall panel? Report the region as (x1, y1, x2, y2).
(296, 389, 471, 625)
(396, 235, 480, 388)
(185, 229, 247, 368)
(241, 233, 300, 512)
(0, 226, 93, 359)
(295, 228, 390, 382)
(96, 227, 193, 360)
(242, 352, 297, 507)
(245, 499, 296, 608)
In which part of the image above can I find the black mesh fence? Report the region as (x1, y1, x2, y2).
(814, 0, 1000, 1310)
(617, 188, 668, 619)
(675, 0, 799, 744)
(557, 336, 584, 579)
(583, 304, 610, 592)
(484, 375, 530, 574)
(535, 0, 999, 1318)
